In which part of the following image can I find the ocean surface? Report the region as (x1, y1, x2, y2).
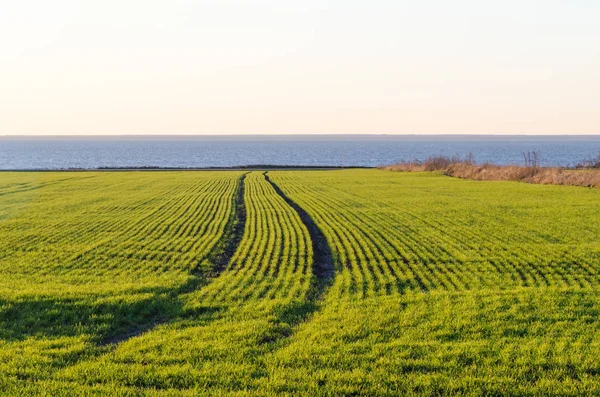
(1, 135, 599, 170)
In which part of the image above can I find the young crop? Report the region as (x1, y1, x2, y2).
(1, 169, 599, 395)
(267, 170, 600, 394)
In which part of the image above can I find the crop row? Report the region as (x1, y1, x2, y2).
(50, 171, 316, 391)
(269, 170, 600, 298)
(263, 170, 600, 395)
(0, 172, 242, 288)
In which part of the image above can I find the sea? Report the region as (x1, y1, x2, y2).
(1, 135, 599, 170)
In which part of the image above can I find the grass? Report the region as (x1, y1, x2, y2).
(268, 170, 600, 394)
(0, 170, 599, 395)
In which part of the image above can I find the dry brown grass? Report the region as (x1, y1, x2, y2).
(446, 163, 600, 188)
(380, 156, 600, 188)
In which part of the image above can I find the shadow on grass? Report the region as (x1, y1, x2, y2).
(0, 174, 247, 346)
(0, 288, 223, 344)
(258, 301, 320, 344)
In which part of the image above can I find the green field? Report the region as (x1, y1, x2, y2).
(1, 170, 599, 395)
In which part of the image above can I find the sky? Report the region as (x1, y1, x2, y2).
(1, 0, 599, 136)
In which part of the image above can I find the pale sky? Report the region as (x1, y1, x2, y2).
(1, 1, 599, 135)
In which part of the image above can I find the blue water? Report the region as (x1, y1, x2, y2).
(1, 135, 599, 170)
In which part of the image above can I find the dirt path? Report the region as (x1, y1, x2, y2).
(100, 173, 248, 345)
(263, 172, 334, 296)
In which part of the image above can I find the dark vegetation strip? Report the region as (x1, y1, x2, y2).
(100, 173, 248, 345)
(263, 172, 334, 295)
(194, 173, 247, 278)
(0, 175, 97, 197)
(252, 172, 335, 347)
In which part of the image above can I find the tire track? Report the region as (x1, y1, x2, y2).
(263, 172, 334, 297)
(194, 173, 247, 278)
(100, 173, 247, 345)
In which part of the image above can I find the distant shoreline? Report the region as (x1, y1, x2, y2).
(0, 165, 371, 172)
(1, 134, 600, 141)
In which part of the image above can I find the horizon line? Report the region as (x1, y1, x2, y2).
(1, 133, 600, 138)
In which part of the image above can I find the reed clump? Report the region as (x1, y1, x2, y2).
(382, 154, 473, 172)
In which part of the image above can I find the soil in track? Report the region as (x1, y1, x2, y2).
(263, 172, 334, 298)
(100, 173, 248, 345)
(192, 172, 247, 279)
(247, 171, 335, 348)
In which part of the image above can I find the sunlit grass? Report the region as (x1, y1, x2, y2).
(1, 170, 599, 395)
